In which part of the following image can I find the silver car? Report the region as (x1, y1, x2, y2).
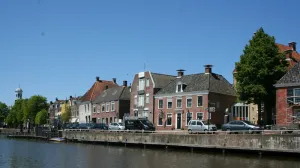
(108, 122, 125, 130)
(187, 120, 217, 134)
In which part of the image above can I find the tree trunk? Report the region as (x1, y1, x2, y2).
(257, 102, 262, 126)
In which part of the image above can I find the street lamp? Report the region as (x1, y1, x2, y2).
(187, 110, 191, 124)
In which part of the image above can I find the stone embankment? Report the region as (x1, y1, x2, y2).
(62, 131, 300, 156)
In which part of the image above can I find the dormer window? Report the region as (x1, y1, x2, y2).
(176, 82, 183, 92)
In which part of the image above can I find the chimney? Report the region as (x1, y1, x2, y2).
(96, 76, 100, 82)
(112, 78, 117, 83)
(55, 98, 58, 101)
(204, 65, 213, 74)
(288, 42, 297, 51)
(69, 96, 73, 99)
(176, 69, 185, 78)
(105, 85, 108, 90)
(123, 80, 128, 87)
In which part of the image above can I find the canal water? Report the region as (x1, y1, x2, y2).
(0, 136, 299, 168)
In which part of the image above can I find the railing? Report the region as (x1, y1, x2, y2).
(62, 129, 300, 135)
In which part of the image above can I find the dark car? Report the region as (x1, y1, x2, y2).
(221, 120, 261, 133)
(78, 123, 93, 129)
(125, 118, 155, 131)
(91, 123, 108, 130)
(70, 123, 79, 129)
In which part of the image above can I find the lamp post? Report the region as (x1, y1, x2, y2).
(187, 110, 191, 125)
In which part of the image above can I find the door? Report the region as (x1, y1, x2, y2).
(176, 113, 182, 129)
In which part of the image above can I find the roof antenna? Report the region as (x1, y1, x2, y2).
(144, 63, 146, 72)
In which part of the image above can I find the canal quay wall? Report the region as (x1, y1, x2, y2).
(62, 131, 300, 155)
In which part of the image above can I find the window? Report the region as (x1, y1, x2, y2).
(101, 104, 105, 112)
(111, 101, 115, 111)
(197, 96, 203, 107)
(139, 78, 145, 91)
(106, 103, 110, 112)
(85, 105, 86, 112)
(196, 112, 204, 120)
(98, 105, 101, 113)
(287, 88, 300, 103)
(158, 114, 163, 126)
(176, 97, 182, 108)
(146, 78, 150, 87)
(186, 112, 192, 125)
(158, 99, 163, 109)
(87, 104, 89, 111)
(177, 84, 182, 92)
(134, 95, 137, 105)
(186, 97, 192, 108)
(197, 121, 203, 126)
(166, 114, 172, 126)
(138, 95, 144, 107)
(189, 120, 196, 125)
(167, 98, 172, 109)
(146, 94, 149, 104)
(93, 105, 96, 113)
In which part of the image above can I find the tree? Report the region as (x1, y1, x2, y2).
(14, 99, 24, 132)
(6, 110, 17, 128)
(35, 109, 48, 125)
(235, 28, 288, 126)
(26, 95, 49, 124)
(61, 106, 71, 123)
(0, 101, 9, 118)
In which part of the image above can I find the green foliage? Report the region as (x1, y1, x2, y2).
(0, 101, 9, 118)
(61, 106, 71, 123)
(35, 109, 48, 125)
(6, 110, 17, 127)
(27, 95, 49, 123)
(235, 27, 289, 125)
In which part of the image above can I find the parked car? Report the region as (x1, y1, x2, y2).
(108, 122, 125, 130)
(221, 120, 261, 133)
(92, 123, 108, 130)
(78, 123, 94, 129)
(70, 123, 79, 129)
(125, 118, 155, 131)
(187, 120, 217, 134)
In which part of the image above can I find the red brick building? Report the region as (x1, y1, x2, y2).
(274, 62, 300, 126)
(93, 81, 130, 124)
(130, 71, 175, 123)
(154, 65, 236, 130)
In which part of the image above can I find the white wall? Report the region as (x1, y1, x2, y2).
(78, 102, 92, 123)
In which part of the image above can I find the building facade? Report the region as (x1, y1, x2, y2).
(274, 62, 300, 126)
(93, 81, 130, 124)
(48, 98, 65, 125)
(130, 71, 175, 123)
(153, 65, 236, 130)
(78, 77, 118, 123)
(69, 96, 81, 123)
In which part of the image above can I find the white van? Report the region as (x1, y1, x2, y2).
(187, 120, 217, 134)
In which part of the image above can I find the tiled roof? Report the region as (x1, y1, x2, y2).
(94, 86, 130, 103)
(151, 72, 176, 88)
(155, 73, 236, 96)
(274, 62, 300, 87)
(233, 43, 300, 72)
(81, 80, 118, 102)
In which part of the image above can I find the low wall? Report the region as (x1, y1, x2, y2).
(62, 131, 300, 153)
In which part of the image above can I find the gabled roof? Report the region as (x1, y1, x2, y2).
(150, 72, 176, 88)
(274, 62, 300, 88)
(81, 80, 118, 102)
(94, 86, 130, 103)
(155, 73, 236, 96)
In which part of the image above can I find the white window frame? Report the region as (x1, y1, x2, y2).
(197, 96, 203, 107)
(134, 95, 138, 105)
(93, 105, 96, 113)
(158, 99, 163, 109)
(166, 113, 172, 126)
(146, 78, 150, 87)
(101, 104, 105, 112)
(157, 114, 163, 126)
(176, 97, 182, 108)
(186, 97, 192, 108)
(139, 78, 145, 91)
(138, 95, 144, 107)
(167, 98, 172, 109)
(176, 83, 183, 93)
(97, 104, 101, 113)
(111, 101, 115, 111)
(146, 94, 150, 104)
(196, 112, 204, 120)
(186, 112, 193, 126)
(106, 103, 110, 112)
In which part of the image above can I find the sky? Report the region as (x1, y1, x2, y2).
(1, 0, 300, 105)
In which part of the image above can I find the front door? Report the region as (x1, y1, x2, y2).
(177, 113, 182, 129)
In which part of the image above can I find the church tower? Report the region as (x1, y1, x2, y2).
(15, 86, 23, 100)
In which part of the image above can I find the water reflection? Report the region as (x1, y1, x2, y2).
(0, 136, 300, 168)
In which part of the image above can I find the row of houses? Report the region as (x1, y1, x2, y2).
(48, 41, 300, 129)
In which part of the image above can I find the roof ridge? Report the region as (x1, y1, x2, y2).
(151, 72, 176, 77)
(89, 82, 98, 101)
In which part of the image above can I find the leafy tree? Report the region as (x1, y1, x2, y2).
(0, 101, 9, 118)
(35, 109, 48, 125)
(61, 106, 71, 123)
(26, 95, 49, 124)
(14, 99, 24, 132)
(6, 110, 17, 128)
(235, 28, 288, 126)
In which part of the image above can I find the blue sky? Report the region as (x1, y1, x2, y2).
(1, 0, 300, 105)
